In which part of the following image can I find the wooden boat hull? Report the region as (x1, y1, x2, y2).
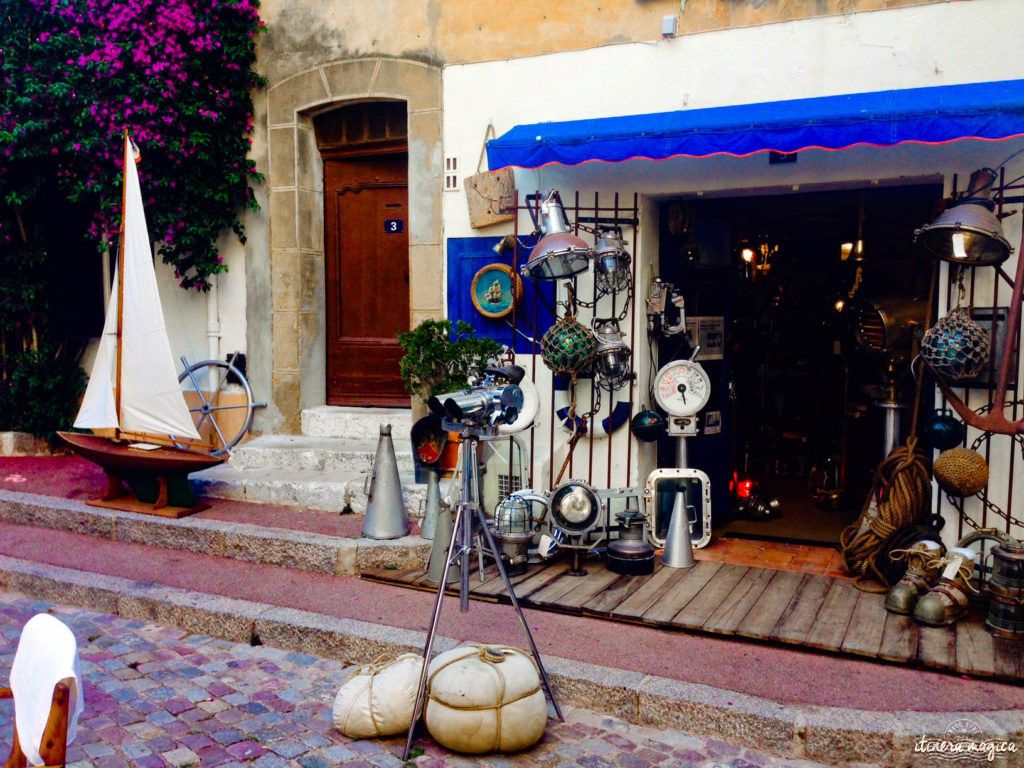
(57, 432, 224, 518)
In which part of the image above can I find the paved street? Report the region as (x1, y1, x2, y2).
(0, 593, 838, 768)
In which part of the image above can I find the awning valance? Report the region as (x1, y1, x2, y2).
(486, 79, 1024, 170)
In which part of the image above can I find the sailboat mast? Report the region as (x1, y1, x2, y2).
(114, 129, 129, 436)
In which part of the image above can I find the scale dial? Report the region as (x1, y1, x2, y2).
(654, 359, 711, 417)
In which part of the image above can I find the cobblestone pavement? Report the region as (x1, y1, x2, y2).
(0, 594, 837, 768)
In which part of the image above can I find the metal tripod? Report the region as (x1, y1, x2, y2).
(402, 423, 563, 761)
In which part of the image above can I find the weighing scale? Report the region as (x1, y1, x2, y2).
(654, 351, 712, 459)
(647, 351, 714, 549)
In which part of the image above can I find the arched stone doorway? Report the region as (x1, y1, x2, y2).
(315, 101, 410, 406)
(259, 58, 443, 433)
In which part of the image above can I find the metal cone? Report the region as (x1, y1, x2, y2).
(662, 484, 695, 569)
(363, 424, 410, 539)
(420, 468, 440, 540)
(425, 501, 459, 584)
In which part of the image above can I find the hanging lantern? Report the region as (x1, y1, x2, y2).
(915, 169, 1012, 267)
(540, 315, 596, 375)
(593, 226, 632, 295)
(921, 307, 990, 381)
(591, 318, 631, 390)
(521, 191, 591, 280)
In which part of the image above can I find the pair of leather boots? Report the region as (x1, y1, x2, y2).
(884, 540, 977, 626)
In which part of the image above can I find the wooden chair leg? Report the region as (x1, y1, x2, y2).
(3, 718, 27, 768)
(38, 680, 70, 767)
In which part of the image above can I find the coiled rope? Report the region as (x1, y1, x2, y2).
(839, 436, 932, 591)
(839, 263, 937, 592)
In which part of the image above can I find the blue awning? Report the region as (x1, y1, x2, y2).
(486, 79, 1024, 170)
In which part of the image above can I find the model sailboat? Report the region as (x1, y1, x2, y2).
(58, 132, 223, 517)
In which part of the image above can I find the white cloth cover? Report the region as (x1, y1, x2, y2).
(332, 654, 423, 738)
(424, 644, 547, 754)
(10, 614, 84, 767)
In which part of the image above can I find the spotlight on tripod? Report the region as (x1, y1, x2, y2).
(404, 364, 562, 761)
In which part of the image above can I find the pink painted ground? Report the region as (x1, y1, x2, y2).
(2, 455, 1024, 713)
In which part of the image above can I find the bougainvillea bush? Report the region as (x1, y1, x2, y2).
(0, 0, 263, 436)
(0, 0, 264, 291)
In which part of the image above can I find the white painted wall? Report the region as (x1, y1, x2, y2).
(441, 0, 1024, 539)
(157, 229, 247, 386)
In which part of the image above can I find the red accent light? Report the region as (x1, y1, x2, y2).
(737, 480, 754, 499)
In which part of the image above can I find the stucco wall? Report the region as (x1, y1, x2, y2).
(254, 0, 939, 81)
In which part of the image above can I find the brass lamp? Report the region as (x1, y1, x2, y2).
(915, 168, 1013, 266)
(521, 190, 592, 280)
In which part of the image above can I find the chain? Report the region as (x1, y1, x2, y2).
(969, 403, 1024, 461)
(949, 490, 1024, 533)
(558, 284, 579, 319)
(945, 416, 1024, 531)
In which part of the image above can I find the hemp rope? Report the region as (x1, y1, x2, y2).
(839, 263, 937, 592)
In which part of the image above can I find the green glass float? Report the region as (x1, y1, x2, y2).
(541, 315, 596, 375)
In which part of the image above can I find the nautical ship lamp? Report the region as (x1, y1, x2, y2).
(593, 226, 632, 295)
(521, 190, 592, 280)
(592, 318, 631, 391)
(915, 168, 1013, 266)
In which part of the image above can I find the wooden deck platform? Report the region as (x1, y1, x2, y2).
(362, 559, 1024, 684)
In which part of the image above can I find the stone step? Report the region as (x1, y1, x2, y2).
(230, 434, 415, 474)
(301, 405, 414, 440)
(0, 489, 430, 575)
(190, 464, 428, 516)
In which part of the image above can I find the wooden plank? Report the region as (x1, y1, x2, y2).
(468, 565, 503, 594)
(770, 573, 835, 645)
(360, 568, 422, 585)
(840, 590, 889, 657)
(474, 562, 548, 596)
(611, 565, 690, 620)
(878, 612, 919, 663)
(703, 566, 777, 635)
(496, 564, 569, 599)
(735, 570, 804, 639)
(582, 573, 650, 615)
(992, 635, 1024, 682)
(528, 570, 596, 608)
(672, 564, 749, 629)
(643, 561, 726, 626)
(918, 626, 957, 670)
(956, 618, 997, 678)
(554, 568, 622, 610)
(804, 578, 860, 651)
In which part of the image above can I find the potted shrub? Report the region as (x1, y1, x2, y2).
(398, 319, 501, 474)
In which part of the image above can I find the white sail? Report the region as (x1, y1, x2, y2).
(74, 134, 200, 442)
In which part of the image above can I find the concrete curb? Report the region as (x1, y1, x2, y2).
(0, 488, 430, 575)
(0, 554, 1019, 767)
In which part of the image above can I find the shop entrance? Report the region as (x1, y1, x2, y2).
(660, 182, 942, 546)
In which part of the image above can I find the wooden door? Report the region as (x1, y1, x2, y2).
(325, 153, 410, 406)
